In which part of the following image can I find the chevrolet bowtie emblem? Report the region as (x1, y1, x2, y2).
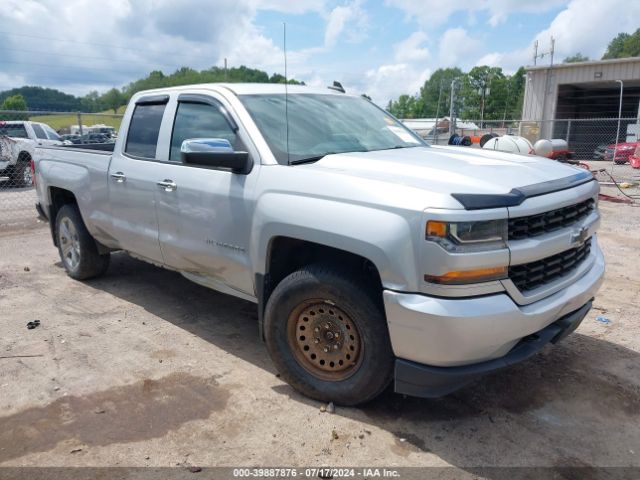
(571, 226, 589, 246)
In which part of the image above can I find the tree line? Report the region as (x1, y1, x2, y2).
(386, 66, 526, 121)
(0, 65, 303, 114)
(388, 30, 640, 121)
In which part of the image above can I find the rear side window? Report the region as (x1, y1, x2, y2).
(0, 123, 28, 138)
(169, 102, 240, 161)
(32, 124, 48, 139)
(125, 103, 166, 158)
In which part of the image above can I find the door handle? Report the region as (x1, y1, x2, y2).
(110, 171, 126, 183)
(157, 179, 177, 192)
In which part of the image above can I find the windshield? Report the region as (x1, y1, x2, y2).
(240, 94, 424, 164)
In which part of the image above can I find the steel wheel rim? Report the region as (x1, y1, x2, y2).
(287, 300, 363, 381)
(59, 217, 80, 270)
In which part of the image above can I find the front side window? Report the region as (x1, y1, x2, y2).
(32, 124, 48, 139)
(44, 125, 61, 141)
(169, 102, 240, 161)
(240, 94, 424, 164)
(125, 103, 166, 158)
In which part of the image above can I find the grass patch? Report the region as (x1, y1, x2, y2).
(29, 106, 125, 132)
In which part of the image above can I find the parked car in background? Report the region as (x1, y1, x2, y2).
(60, 134, 82, 144)
(78, 133, 113, 144)
(0, 120, 63, 187)
(629, 145, 640, 169)
(603, 141, 639, 164)
(592, 141, 614, 160)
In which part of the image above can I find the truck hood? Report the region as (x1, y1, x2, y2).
(309, 145, 589, 203)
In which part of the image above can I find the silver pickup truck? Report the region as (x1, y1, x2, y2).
(34, 83, 604, 405)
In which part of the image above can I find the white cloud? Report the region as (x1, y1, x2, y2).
(362, 63, 431, 106)
(394, 31, 430, 63)
(385, 0, 565, 27)
(324, 1, 368, 48)
(438, 28, 482, 68)
(476, 0, 640, 73)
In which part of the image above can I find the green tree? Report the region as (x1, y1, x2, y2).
(418, 67, 464, 118)
(563, 53, 589, 63)
(387, 94, 420, 118)
(602, 29, 640, 59)
(100, 88, 125, 113)
(1, 94, 28, 120)
(1, 94, 28, 111)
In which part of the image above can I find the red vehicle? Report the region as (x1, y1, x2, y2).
(629, 145, 640, 169)
(603, 141, 639, 164)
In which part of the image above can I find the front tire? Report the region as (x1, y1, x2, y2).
(264, 265, 394, 405)
(55, 204, 110, 280)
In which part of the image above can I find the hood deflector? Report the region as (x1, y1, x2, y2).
(451, 171, 594, 210)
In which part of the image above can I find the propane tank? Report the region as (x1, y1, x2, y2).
(482, 135, 534, 154)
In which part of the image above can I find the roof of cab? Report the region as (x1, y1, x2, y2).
(133, 82, 347, 98)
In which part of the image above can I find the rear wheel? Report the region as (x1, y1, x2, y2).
(55, 204, 110, 280)
(10, 155, 32, 188)
(264, 265, 394, 405)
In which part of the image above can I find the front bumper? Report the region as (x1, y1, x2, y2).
(395, 301, 592, 397)
(384, 243, 604, 398)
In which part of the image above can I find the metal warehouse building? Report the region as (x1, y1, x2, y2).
(522, 57, 640, 158)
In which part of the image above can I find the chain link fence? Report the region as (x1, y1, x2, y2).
(2, 108, 639, 233)
(416, 117, 640, 162)
(0, 110, 123, 232)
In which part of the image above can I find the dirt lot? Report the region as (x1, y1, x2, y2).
(0, 180, 639, 476)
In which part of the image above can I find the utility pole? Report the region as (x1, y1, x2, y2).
(433, 80, 443, 143)
(449, 78, 458, 136)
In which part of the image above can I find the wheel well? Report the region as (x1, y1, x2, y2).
(267, 237, 382, 293)
(17, 151, 31, 163)
(48, 187, 78, 246)
(255, 237, 384, 338)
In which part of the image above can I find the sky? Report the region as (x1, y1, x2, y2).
(0, 0, 639, 106)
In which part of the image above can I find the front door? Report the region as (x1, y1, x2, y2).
(154, 95, 258, 296)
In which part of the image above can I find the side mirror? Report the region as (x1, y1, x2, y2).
(180, 138, 252, 174)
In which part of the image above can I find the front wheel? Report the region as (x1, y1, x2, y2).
(264, 265, 394, 405)
(55, 204, 110, 280)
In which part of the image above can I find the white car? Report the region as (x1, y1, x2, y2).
(0, 121, 63, 187)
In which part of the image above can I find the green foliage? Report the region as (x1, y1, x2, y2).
(1, 94, 28, 111)
(563, 53, 589, 63)
(0, 86, 80, 111)
(0, 93, 28, 120)
(387, 66, 525, 121)
(602, 29, 640, 59)
(0, 65, 303, 114)
(102, 88, 125, 114)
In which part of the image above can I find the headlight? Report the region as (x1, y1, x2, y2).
(426, 219, 507, 252)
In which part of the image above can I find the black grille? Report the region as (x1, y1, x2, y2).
(509, 239, 592, 292)
(508, 198, 595, 240)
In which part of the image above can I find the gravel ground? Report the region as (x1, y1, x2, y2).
(0, 188, 639, 477)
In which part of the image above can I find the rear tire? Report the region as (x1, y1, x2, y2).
(264, 265, 394, 406)
(10, 156, 32, 188)
(55, 204, 110, 280)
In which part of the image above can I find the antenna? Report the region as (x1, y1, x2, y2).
(283, 22, 290, 165)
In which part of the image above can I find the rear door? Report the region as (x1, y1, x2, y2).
(107, 95, 169, 264)
(153, 92, 259, 296)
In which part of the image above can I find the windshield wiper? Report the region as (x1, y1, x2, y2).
(289, 155, 329, 165)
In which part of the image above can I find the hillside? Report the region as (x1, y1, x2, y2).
(0, 65, 302, 114)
